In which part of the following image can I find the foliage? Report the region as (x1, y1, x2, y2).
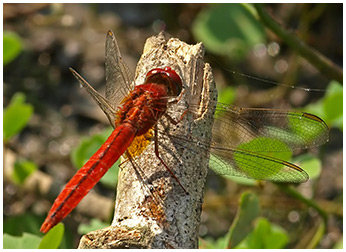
(200, 235, 229, 249)
(3, 223, 64, 249)
(192, 3, 265, 61)
(3, 222, 65, 249)
(38, 223, 65, 249)
(71, 127, 120, 189)
(3, 213, 43, 236)
(293, 153, 321, 180)
(4, 92, 34, 141)
(3, 30, 22, 65)
(304, 80, 343, 130)
(234, 217, 289, 249)
(234, 137, 291, 179)
(200, 191, 289, 249)
(333, 239, 343, 249)
(12, 159, 38, 185)
(78, 219, 109, 235)
(226, 191, 260, 248)
(3, 232, 42, 249)
(4, 3, 341, 249)
(216, 86, 236, 107)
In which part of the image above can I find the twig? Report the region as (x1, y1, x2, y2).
(254, 3, 343, 84)
(275, 183, 328, 224)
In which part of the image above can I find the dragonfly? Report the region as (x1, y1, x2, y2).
(40, 30, 329, 233)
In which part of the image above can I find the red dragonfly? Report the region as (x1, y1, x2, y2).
(40, 30, 329, 233)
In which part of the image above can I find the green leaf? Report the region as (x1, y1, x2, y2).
(333, 238, 343, 249)
(322, 81, 343, 130)
(192, 3, 265, 61)
(215, 86, 237, 119)
(4, 213, 43, 236)
(304, 80, 343, 131)
(235, 217, 289, 249)
(323, 92, 342, 121)
(209, 137, 293, 183)
(226, 191, 260, 248)
(4, 31, 22, 65)
(4, 92, 34, 141)
(234, 137, 291, 179)
(293, 153, 322, 180)
(77, 218, 109, 235)
(99, 160, 119, 188)
(222, 175, 257, 186)
(304, 99, 324, 119)
(199, 235, 229, 249)
(217, 86, 236, 105)
(3, 232, 42, 249)
(12, 159, 38, 185)
(38, 223, 64, 249)
(71, 129, 111, 168)
(71, 127, 119, 188)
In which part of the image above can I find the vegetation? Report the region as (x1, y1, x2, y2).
(4, 3, 342, 248)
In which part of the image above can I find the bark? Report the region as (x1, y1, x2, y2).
(78, 32, 216, 249)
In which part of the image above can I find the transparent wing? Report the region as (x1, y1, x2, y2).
(166, 102, 328, 182)
(70, 31, 135, 128)
(209, 147, 309, 182)
(212, 104, 329, 152)
(70, 68, 117, 128)
(105, 30, 134, 107)
(209, 104, 328, 182)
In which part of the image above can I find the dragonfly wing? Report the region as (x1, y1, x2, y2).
(209, 147, 309, 182)
(207, 104, 329, 182)
(166, 127, 309, 183)
(212, 104, 329, 152)
(70, 68, 117, 128)
(170, 103, 328, 182)
(105, 30, 134, 107)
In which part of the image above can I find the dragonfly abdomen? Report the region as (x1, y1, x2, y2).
(40, 124, 136, 233)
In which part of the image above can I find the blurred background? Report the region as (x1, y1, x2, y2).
(3, 3, 342, 249)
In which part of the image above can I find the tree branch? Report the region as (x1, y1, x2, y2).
(78, 32, 216, 249)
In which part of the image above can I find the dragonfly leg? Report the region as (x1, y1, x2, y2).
(118, 157, 130, 170)
(164, 110, 188, 125)
(165, 88, 188, 125)
(124, 151, 168, 227)
(154, 124, 188, 194)
(167, 89, 185, 106)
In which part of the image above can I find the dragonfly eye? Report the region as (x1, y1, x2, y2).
(146, 67, 182, 97)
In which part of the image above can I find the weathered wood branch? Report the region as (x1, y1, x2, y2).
(78, 32, 216, 249)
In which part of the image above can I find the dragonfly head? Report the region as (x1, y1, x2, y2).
(145, 67, 182, 97)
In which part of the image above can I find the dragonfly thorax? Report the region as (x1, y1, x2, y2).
(116, 83, 169, 136)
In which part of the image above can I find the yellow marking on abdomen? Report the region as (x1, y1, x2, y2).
(127, 129, 154, 157)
